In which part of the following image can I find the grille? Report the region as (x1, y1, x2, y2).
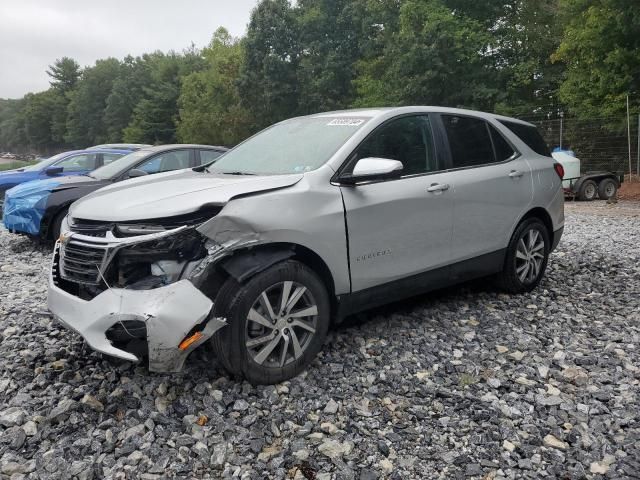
(60, 240, 108, 285)
(69, 219, 112, 237)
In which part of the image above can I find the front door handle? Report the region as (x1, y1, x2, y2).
(508, 170, 524, 178)
(427, 183, 450, 193)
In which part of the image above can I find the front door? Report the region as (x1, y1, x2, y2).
(339, 114, 454, 292)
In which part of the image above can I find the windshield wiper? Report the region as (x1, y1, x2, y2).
(219, 171, 256, 176)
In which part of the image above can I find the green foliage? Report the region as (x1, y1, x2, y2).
(177, 28, 252, 146)
(239, 0, 302, 129)
(47, 57, 81, 93)
(124, 50, 205, 144)
(0, 0, 639, 155)
(65, 58, 123, 147)
(354, 0, 500, 110)
(553, 0, 640, 123)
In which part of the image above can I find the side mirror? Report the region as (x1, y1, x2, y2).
(45, 166, 63, 176)
(128, 169, 149, 178)
(339, 158, 403, 185)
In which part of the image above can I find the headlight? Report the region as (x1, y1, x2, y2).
(113, 229, 207, 289)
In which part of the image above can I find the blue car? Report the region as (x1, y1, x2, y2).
(0, 148, 131, 211)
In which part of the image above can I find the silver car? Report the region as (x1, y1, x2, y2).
(48, 107, 564, 384)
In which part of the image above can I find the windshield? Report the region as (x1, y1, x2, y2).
(23, 152, 70, 172)
(208, 116, 369, 175)
(90, 150, 149, 180)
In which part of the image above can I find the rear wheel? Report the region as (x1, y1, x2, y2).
(597, 178, 617, 200)
(578, 180, 597, 201)
(211, 260, 330, 385)
(497, 218, 550, 294)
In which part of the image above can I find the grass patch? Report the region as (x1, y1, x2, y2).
(0, 161, 36, 172)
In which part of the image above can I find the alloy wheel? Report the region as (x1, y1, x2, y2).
(515, 228, 545, 284)
(245, 281, 318, 368)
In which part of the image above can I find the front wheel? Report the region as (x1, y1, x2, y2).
(497, 218, 550, 294)
(211, 260, 330, 385)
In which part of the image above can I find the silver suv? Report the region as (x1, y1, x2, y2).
(48, 107, 564, 384)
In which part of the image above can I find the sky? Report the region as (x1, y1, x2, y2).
(0, 0, 260, 99)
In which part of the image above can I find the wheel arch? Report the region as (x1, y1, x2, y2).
(195, 242, 338, 318)
(511, 207, 554, 247)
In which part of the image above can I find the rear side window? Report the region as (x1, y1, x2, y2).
(499, 120, 550, 156)
(489, 125, 516, 161)
(138, 150, 191, 174)
(199, 149, 223, 165)
(102, 153, 124, 166)
(442, 115, 494, 168)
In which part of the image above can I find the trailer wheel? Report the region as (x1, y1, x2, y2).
(578, 180, 597, 201)
(597, 178, 617, 200)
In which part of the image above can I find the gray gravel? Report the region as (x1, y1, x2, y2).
(0, 202, 639, 479)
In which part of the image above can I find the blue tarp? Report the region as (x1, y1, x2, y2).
(2, 179, 61, 235)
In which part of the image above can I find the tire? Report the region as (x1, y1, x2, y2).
(0, 187, 8, 219)
(210, 260, 330, 385)
(50, 207, 69, 242)
(497, 218, 550, 294)
(578, 180, 597, 201)
(597, 178, 617, 200)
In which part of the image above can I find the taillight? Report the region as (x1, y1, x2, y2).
(553, 163, 564, 179)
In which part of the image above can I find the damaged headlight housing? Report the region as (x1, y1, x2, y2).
(113, 228, 208, 289)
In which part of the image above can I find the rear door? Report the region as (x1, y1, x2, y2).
(438, 114, 533, 267)
(340, 114, 454, 292)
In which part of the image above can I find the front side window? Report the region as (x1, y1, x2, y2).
(347, 115, 437, 176)
(208, 116, 369, 175)
(56, 153, 97, 172)
(199, 149, 223, 165)
(137, 150, 191, 174)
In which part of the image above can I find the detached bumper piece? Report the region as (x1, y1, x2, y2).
(48, 243, 226, 372)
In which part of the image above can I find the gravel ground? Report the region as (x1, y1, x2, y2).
(0, 202, 639, 480)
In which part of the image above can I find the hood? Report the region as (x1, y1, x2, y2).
(70, 169, 304, 222)
(0, 168, 26, 175)
(6, 175, 102, 197)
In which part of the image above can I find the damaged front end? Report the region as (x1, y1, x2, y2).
(48, 210, 239, 372)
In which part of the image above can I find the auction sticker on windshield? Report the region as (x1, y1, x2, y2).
(327, 118, 366, 127)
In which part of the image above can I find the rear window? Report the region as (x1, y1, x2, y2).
(499, 120, 550, 157)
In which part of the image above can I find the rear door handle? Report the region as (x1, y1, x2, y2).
(427, 183, 450, 193)
(508, 170, 524, 178)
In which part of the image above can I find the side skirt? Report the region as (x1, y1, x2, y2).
(335, 249, 506, 321)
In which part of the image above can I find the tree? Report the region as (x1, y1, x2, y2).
(177, 28, 252, 146)
(295, 0, 363, 113)
(22, 90, 60, 152)
(239, 0, 302, 129)
(123, 50, 205, 144)
(354, 0, 500, 110)
(553, 0, 640, 121)
(65, 58, 122, 147)
(47, 57, 81, 93)
(493, 0, 563, 117)
(103, 55, 154, 141)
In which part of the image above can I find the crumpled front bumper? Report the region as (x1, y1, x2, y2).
(47, 270, 226, 372)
